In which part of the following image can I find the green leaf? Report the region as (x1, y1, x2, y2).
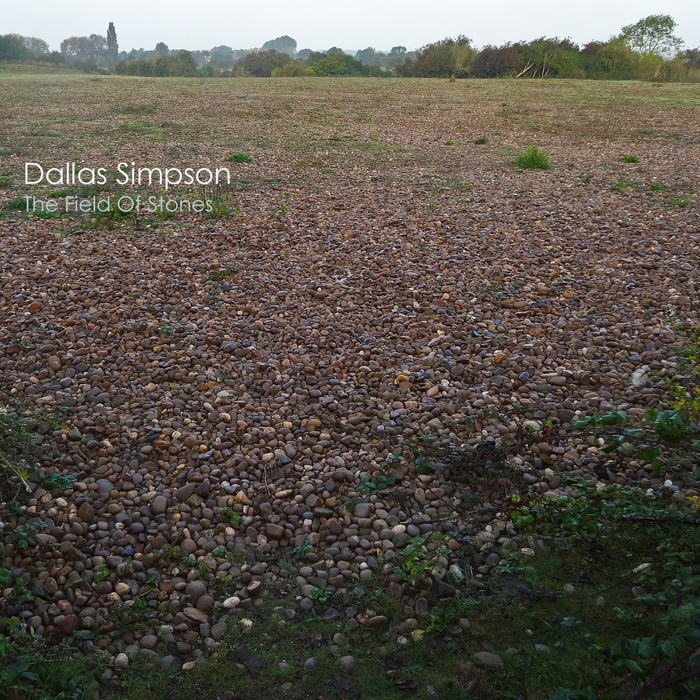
(635, 446, 662, 462)
(602, 435, 625, 453)
(653, 410, 687, 443)
(571, 418, 592, 429)
(415, 456, 432, 475)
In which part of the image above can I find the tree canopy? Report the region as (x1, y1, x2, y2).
(619, 14, 684, 56)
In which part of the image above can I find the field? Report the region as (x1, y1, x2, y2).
(1, 75, 699, 699)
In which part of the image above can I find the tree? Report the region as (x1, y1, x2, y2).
(619, 15, 684, 56)
(680, 47, 700, 70)
(472, 45, 521, 78)
(210, 45, 235, 68)
(22, 36, 50, 55)
(512, 37, 582, 78)
(261, 35, 297, 56)
(107, 22, 118, 59)
(152, 50, 198, 77)
(356, 47, 380, 65)
(390, 46, 407, 56)
(327, 47, 344, 54)
(309, 52, 366, 76)
(582, 39, 638, 79)
(413, 36, 474, 78)
(154, 42, 169, 58)
(60, 35, 107, 61)
(237, 49, 291, 77)
(0, 34, 30, 61)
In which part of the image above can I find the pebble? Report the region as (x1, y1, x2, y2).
(1, 92, 697, 668)
(472, 651, 504, 670)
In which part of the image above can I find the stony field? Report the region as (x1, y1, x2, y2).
(0, 76, 699, 697)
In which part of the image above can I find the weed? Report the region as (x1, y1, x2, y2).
(444, 140, 454, 145)
(218, 506, 240, 526)
(3, 196, 28, 212)
(94, 563, 109, 583)
(516, 144, 550, 170)
(196, 182, 236, 219)
(40, 473, 76, 491)
(666, 194, 690, 208)
(474, 136, 488, 144)
(0, 176, 11, 188)
(10, 522, 46, 550)
(392, 533, 451, 585)
(649, 182, 668, 192)
(620, 154, 640, 163)
(210, 267, 234, 281)
(291, 541, 312, 560)
(308, 588, 331, 603)
(230, 152, 252, 163)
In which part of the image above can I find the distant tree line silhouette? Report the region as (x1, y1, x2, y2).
(2, 17, 699, 81)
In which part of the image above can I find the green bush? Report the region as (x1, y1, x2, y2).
(516, 145, 550, 170)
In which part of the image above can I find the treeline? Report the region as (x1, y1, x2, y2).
(2, 16, 700, 81)
(113, 37, 700, 82)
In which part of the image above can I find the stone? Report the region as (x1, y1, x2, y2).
(472, 651, 504, 670)
(266, 523, 285, 539)
(56, 614, 80, 635)
(151, 496, 168, 515)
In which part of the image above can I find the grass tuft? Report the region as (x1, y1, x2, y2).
(516, 144, 550, 170)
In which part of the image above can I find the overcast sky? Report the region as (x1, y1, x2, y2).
(7, 1, 700, 53)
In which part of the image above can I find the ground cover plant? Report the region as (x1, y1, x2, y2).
(0, 75, 698, 698)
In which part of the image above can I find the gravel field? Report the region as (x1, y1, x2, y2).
(0, 76, 698, 670)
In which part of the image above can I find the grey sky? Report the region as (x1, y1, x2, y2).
(7, 1, 700, 53)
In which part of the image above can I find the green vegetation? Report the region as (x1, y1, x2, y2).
(620, 154, 640, 163)
(3, 13, 700, 81)
(516, 145, 551, 170)
(229, 152, 252, 163)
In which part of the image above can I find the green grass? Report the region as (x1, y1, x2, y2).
(666, 194, 691, 208)
(619, 154, 640, 163)
(3, 196, 28, 211)
(516, 144, 550, 170)
(230, 152, 252, 163)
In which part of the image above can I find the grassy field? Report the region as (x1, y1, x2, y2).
(1, 75, 699, 699)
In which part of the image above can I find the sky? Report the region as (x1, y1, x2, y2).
(6, 1, 700, 53)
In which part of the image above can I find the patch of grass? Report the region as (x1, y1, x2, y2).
(0, 146, 18, 156)
(46, 189, 71, 197)
(612, 178, 634, 192)
(230, 152, 252, 163)
(474, 136, 488, 145)
(516, 144, 550, 170)
(619, 154, 640, 163)
(649, 182, 668, 192)
(118, 122, 154, 133)
(0, 176, 11, 188)
(666, 194, 690, 208)
(210, 267, 234, 281)
(120, 103, 158, 116)
(3, 196, 28, 211)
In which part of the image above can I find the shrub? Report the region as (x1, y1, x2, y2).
(516, 145, 550, 170)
